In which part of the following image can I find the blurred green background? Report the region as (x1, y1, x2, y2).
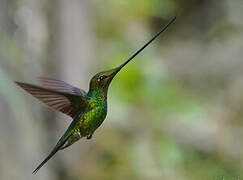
(0, 0, 243, 179)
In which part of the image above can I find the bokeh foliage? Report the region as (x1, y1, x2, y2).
(0, 0, 243, 180)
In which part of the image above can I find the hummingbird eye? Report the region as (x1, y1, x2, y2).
(98, 76, 106, 82)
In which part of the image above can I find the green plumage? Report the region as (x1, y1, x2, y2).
(61, 90, 108, 149)
(15, 17, 176, 173)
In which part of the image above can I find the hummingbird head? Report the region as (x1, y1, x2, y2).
(88, 67, 120, 93)
(88, 17, 176, 97)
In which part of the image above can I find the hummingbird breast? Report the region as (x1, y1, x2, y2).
(80, 105, 107, 134)
(76, 95, 108, 137)
(60, 104, 107, 149)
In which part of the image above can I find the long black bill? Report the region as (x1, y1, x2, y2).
(113, 16, 176, 75)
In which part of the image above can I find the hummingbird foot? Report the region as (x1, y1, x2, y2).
(86, 132, 93, 139)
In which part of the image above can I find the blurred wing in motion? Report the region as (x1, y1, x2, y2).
(16, 80, 89, 118)
(37, 77, 86, 96)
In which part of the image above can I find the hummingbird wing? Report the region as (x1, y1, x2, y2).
(37, 77, 86, 96)
(16, 81, 88, 118)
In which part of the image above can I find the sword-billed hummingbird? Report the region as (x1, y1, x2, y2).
(16, 17, 176, 173)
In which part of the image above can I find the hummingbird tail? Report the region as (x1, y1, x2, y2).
(32, 135, 71, 174)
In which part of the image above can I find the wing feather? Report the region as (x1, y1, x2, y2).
(16, 82, 88, 118)
(38, 77, 86, 96)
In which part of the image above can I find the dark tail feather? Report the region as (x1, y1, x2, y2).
(32, 135, 71, 174)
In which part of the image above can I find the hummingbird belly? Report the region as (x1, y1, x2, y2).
(61, 106, 107, 149)
(80, 106, 107, 136)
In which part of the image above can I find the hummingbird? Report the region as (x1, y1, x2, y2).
(16, 17, 176, 173)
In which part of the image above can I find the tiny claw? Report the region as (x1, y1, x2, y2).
(86, 132, 92, 139)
